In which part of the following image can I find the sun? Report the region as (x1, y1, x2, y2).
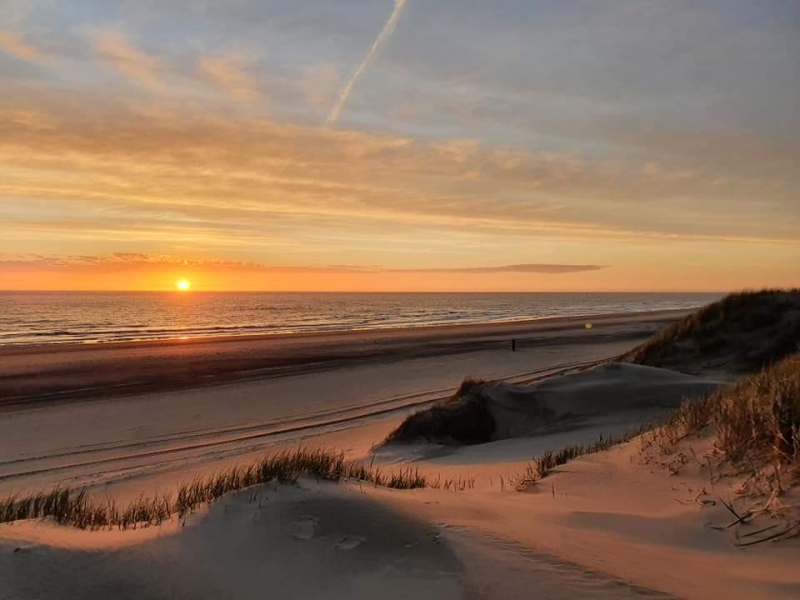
(176, 279, 191, 291)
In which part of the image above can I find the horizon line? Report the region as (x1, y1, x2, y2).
(0, 289, 733, 294)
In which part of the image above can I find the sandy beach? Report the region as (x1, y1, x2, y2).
(0, 311, 684, 497)
(0, 309, 687, 407)
(2, 304, 798, 599)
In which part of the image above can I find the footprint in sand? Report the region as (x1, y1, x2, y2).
(335, 536, 365, 551)
(291, 516, 319, 540)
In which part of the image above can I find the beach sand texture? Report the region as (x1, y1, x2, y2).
(1, 309, 798, 599)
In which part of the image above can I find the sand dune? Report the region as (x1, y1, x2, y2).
(1, 481, 464, 600)
(481, 363, 722, 440)
(385, 363, 722, 444)
(623, 289, 800, 374)
(2, 309, 798, 599)
(4, 416, 799, 599)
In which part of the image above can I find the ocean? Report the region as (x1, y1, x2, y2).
(0, 292, 722, 346)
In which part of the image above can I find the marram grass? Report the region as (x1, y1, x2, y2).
(513, 351, 799, 490)
(0, 447, 426, 531)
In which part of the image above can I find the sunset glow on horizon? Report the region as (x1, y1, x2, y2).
(0, 1, 797, 292)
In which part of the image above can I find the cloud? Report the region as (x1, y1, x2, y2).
(0, 30, 48, 65)
(197, 56, 260, 102)
(406, 264, 605, 274)
(92, 29, 161, 88)
(0, 102, 797, 267)
(0, 253, 604, 275)
(0, 108, 55, 130)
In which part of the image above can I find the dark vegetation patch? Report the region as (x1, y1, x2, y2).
(383, 378, 496, 445)
(621, 289, 800, 374)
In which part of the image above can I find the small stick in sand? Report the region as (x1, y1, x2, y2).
(738, 523, 780, 539)
(735, 522, 800, 547)
(718, 497, 753, 529)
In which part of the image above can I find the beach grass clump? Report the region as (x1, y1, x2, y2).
(511, 429, 646, 490)
(428, 474, 477, 491)
(714, 353, 799, 463)
(383, 378, 496, 445)
(515, 353, 800, 491)
(0, 447, 428, 531)
(640, 352, 800, 493)
(622, 288, 800, 373)
(644, 352, 799, 461)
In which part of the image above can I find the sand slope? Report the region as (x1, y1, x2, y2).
(4, 431, 799, 599)
(622, 289, 800, 374)
(375, 439, 800, 599)
(489, 363, 721, 439)
(1, 481, 464, 600)
(387, 363, 722, 444)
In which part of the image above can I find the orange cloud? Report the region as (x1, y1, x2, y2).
(197, 56, 260, 101)
(0, 102, 797, 292)
(1, 104, 795, 246)
(0, 30, 48, 65)
(93, 29, 161, 88)
(0, 253, 604, 274)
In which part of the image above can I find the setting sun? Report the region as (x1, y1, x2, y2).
(176, 279, 191, 291)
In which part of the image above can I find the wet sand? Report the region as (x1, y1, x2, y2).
(0, 309, 688, 407)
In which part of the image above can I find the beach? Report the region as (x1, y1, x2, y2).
(2, 304, 799, 599)
(4, 0, 796, 594)
(0, 309, 687, 407)
(0, 310, 684, 496)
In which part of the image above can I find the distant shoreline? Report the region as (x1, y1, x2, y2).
(0, 309, 690, 408)
(0, 290, 729, 294)
(2, 307, 692, 351)
(0, 306, 695, 350)
(0, 291, 720, 347)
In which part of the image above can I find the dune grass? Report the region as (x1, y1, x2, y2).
(644, 351, 800, 464)
(515, 352, 800, 491)
(622, 288, 800, 373)
(0, 447, 427, 531)
(510, 428, 648, 491)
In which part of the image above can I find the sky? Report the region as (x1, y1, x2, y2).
(0, 0, 798, 292)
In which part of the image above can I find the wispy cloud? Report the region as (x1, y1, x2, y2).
(92, 29, 161, 88)
(0, 253, 604, 275)
(197, 56, 260, 102)
(0, 30, 48, 65)
(325, 0, 407, 127)
(1, 104, 797, 251)
(406, 264, 605, 274)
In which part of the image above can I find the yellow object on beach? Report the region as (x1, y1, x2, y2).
(585, 323, 593, 329)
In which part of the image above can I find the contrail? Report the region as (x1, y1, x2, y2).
(325, 0, 407, 127)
